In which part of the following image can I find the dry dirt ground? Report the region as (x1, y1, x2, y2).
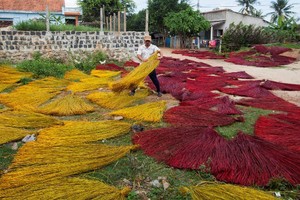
(159, 47, 300, 107)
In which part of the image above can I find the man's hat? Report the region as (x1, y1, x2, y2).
(144, 35, 152, 41)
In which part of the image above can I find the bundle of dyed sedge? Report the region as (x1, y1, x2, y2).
(223, 71, 254, 79)
(254, 44, 291, 55)
(96, 63, 127, 72)
(186, 75, 229, 92)
(109, 52, 160, 92)
(133, 127, 300, 186)
(87, 89, 149, 109)
(0, 65, 32, 84)
(180, 182, 276, 200)
(212, 132, 300, 186)
(0, 177, 130, 200)
(172, 50, 225, 59)
(180, 96, 242, 115)
(220, 81, 273, 98)
(225, 45, 296, 67)
(64, 69, 90, 81)
(90, 69, 121, 79)
(110, 101, 166, 122)
(124, 60, 140, 67)
(0, 143, 137, 189)
(0, 110, 62, 128)
(37, 120, 131, 145)
(261, 80, 300, 91)
(66, 76, 111, 93)
(38, 94, 95, 116)
(133, 127, 221, 169)
(0, 125, 36, 145)
(255, 114, 300, 152)
(146, 76, 186, 100)
(0, 65, 32, 92)
(238, 95, 300, 114)
(0, 77, 69, 111)
(164, 106, 237, 127)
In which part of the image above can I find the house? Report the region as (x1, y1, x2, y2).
(0, 0, 82, 27)
(200, 9, 270, 41)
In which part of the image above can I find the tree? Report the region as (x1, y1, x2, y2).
(164, 7, 210, 48)
(148, 0, 190, 38)
(267, 0, 295, 24)
(127, 9, 146, 31)
(78, 0, 135, 22)
(236, 0, 260, 15)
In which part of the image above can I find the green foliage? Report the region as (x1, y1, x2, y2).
(221, 22, 273, 52)
(79, 0, 136, 22)
(266, 42, 300, 49)
(216, 106, 273, 139)
(164, 7, 210, 48)
(14, 20, 100, 31)
(148, 0, 190, 35)
(70, 51, 107, 73)
(127, 9, 146, 31)
(0, 144, 18, 171)
(267, 0, 296, 24)
(17, 55, 74, 78)
(19, 77, 33, 85)
(266, 178, 300, 199)
(236, 0, 260, 15)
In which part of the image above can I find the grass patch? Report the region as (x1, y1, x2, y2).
(216, 106, 273, 139)
(0, 144, 18, 171)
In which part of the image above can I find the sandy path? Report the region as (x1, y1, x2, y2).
(160, 48, 300, 106)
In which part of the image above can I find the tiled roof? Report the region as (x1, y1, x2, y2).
(0, 0, 65, 12)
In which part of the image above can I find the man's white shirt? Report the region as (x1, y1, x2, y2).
(137, 44, 160, 60)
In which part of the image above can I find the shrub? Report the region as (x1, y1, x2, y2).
(70, 51, 107, 73)
(14, 19, 100, 31)
(17, 55, 74, 78)
(222, 22, 273, 52)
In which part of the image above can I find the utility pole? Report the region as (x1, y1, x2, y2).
(197, 0, 200, 12)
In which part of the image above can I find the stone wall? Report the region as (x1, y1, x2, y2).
(0, 31, 145, 62)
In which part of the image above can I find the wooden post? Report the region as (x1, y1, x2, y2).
(106, 17, 109, 30)
(124, 8, 126, 32)
(46, 4, 50, 32)
(118, 11, 120, 33)
(100, 7, 103, 33)
(145, 9, 149, 35)
(110, 15, 112, 32)
(113, 13, 116, 32)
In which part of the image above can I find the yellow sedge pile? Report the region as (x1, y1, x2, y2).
(109, 52, 160, 92)
(0, 65, 32, 92)
(91, 69, 121, 79)
(0, 177, 130, 200)
(180, 182, 276, 200)
(66, 76, 112, 93)
(0, 125, 36, 145)
(38, 94, 95, 116)
(0, 110, 62, 128)
(64, 69, 90, 81)
(0, 142, 137, 189)
(0, 77, 69, 111)
(109, 101, 166, 122)
(87, 89, 149, 109)
(37, 120, 131, 145)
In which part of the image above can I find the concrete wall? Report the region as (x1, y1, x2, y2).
(0, 31, 145, 62)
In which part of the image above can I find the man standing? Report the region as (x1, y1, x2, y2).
(130, 35, 163, 97)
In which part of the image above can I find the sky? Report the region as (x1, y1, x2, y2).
(133, 0, 300, 22)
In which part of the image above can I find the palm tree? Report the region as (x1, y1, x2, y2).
(268, 0, 295, 23)
(236, 0, 260, 15)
